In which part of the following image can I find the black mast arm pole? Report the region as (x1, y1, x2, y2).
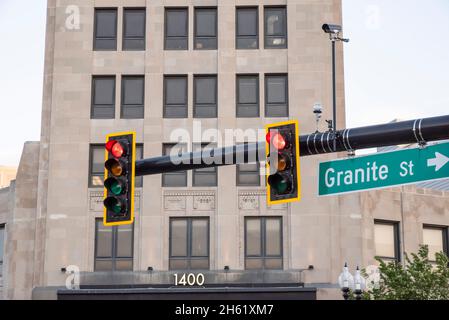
(135, 115, 449, 177)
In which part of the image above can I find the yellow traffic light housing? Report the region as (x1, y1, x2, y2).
(103, 131, 136, 226)
(266, 120, 301, 205)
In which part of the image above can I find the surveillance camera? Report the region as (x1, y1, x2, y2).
(322, 24, 342, 34)
(313, 103, 323, 114)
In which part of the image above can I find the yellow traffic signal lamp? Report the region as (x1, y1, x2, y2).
(266, 121, 301, 205)
(103, 132, 136, 226)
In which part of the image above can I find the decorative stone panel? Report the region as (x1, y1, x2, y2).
(163, 191, 216, 213)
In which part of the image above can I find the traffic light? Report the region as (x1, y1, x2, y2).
(266, 121, 301, 205)
(103, 131, 136, 226)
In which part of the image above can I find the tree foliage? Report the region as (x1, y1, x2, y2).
(364, 245, 449, 300)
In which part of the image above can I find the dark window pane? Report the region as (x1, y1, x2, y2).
(92, 77, 115, 119)
(123, 9, 146, 50)
(171, 220, 188, 257)
(95, 260, 113, 271)
(165, 9, 188, 50)
(264, 258, 283, 270)
(237, 75, 259, 118)
(116, 224, 133, 258)
(94, 9, 117, 50)
(90, 146, 105, 187)
(264, 7, 287, 48)
(237, 163, 261, 186)
(194, 76, 217, 118)
(164, 76, 188, 118)
(246, 219, 261, 256)
(190, 259, 209, 270)
(115, 259, 133, 271)
(265, 75, 288, 117)
(265, 218, 282, 256)
(246, 258, 263, 270)
(121, 76, 144, 119)
(170, 259, 188, 270)
(195, 8, 217, 50)
(191, 219, 208, 257)
(163, 144, 187, 187)
(96, 221, 113, 258)
(237, 8, 258, 49)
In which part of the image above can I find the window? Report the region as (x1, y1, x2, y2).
(164, 76, 188, 118)
(236, 7, 258, 49)
(374, 220, 400, 262)
(194, 75, 217, 118)
(95, 219, 133, 271)
(0, 224, 4, 277)
(89, 145, 106, 187)
(162, 144, 188, 187)
(264, 7, 287, 49)
(237, 163, 261, 186)
(193, 144, 217, 187)
(165, 8, 188, 50)
(94, 8, 117, 50)
(123, 8, 146, 50)
(423, 226, 449, 261)
(121, 76, 145, 119)
(265, 74, 288, 117)
(245, 217, 283, 270)
(91, 76, 116, 119)
(170, 218, 209, 270)
(90, 144, 143, 187)
(237, 75, 259, 117)
(194, 8, 217, 50)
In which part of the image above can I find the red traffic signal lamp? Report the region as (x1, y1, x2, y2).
(266, 121, 301, 205)
(103, 132, 136, 226)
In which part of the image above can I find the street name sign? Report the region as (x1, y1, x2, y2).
(318, 142, 449, 196)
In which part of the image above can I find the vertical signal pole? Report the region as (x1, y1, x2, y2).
(103, 132, 136, 226)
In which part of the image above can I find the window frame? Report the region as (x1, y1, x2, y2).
(244, 217, 283, 270)
(264, 6, 287, 49)
(237, 162, 261, 187)
(194, 7, 218, 50)
(94, 218, 134, 272)
(89, 144, 105, 188)
(236, 74, 260, 118)
(91, 75, 116, 119)
(169, 217, 210, 271)
(122, 7, 147, 51)
(162, 143, 188, 187)
(423, 224, 449, 261)
(93, 8, 118, 51)
(374, 220, 401, 263)
(164, 7, 189, 50)
(264, 73, 289, 118)
(163, 75, 189, 119)
(236, 6, 259, 50)
(193, 74, 218, 118)
(120, 75, 145, 119)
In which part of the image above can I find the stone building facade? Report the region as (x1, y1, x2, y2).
(1, 0, 448, 300)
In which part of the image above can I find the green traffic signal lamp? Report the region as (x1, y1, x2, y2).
(104, 177, 126, 195)
(268, 173, 292, 195)
(103, 196, 126, 215)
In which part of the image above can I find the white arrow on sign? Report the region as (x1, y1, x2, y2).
(427, 152, 449, 172)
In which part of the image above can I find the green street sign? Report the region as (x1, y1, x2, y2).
(319, 142, 449, 196)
